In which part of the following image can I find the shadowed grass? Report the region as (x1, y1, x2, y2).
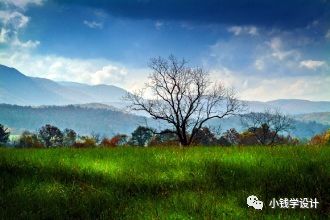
(0, 146, 329, 219)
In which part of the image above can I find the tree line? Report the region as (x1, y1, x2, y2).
(0, 122, 329, 148)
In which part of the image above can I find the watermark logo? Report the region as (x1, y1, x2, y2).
(269, 198, 319, 209)
(247, 195, 264, 210)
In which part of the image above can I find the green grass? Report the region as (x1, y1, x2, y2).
(0, 146, 329, 219)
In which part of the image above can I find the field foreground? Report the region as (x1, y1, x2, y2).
(0, 146, 329, 219)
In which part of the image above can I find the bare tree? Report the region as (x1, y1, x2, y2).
(241, 108, 294, 145)
(126, 55, 243, 146)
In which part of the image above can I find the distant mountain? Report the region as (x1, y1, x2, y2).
(0, 104, 327, 139)
(0, 104, 150, 137)
(1, 64, 330, 115)
(294, 112, 330, 125)
(0, 64, 128, 106)
(245, 99, 330, 114)
(208, 115, 329, 140)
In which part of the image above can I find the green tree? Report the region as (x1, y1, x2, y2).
(0, 124, 10, 145)
(63, 128, 77, 146)
(192, 127, 218, 146)
(130, 126, 154, 147)
(39, 124, 63, 147)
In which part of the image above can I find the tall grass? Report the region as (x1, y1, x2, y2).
(0, 145, 329, 219)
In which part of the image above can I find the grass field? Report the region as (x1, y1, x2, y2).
(0, 146, 329, 219)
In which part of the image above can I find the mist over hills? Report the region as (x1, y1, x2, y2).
(0, 104, 150, 137)
(0, 103, 327, 139)
(247, 99, 330, 115)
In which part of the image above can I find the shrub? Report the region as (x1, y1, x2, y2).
(17, 131, 44, 148)
(149, 129, 179, 147)
(100, 137, 113, 147)
(73, 136, 97, 148)
(238, 131, 260, 146)
(309, 130, 330, 145)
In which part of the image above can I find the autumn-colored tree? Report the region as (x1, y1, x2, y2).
(73, 136, 96, 148)
(101, 134, 128, 147)
(18, 131, 44, 148)
(309, 130, 330, 145)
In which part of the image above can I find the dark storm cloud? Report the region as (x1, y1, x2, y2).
(52, 0, 330, 28)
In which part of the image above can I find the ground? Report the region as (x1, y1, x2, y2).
(0, 146, 329, 219)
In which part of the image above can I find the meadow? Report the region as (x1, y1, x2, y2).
(0, 146, 329, 219)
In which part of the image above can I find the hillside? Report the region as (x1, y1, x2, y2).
(245, 99, 330, 114)
(294, 112, 330, 125)
(0, 104, 148, 136)
(0, 104, 328, 139)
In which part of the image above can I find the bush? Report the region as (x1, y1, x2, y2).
(149, 129, 179, 147)
(73, 136, 97, 148)
(17, 131, 44, 148)
(309, 130, 330, 145)
(101, 134, 128, 147)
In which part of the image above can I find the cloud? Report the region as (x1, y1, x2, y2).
(206, 29, 330, 101)
(11, 37, 40, 48)
(0, 50, 148, 91)
(1, 0, 44, 9)
(92, 65, 127, 85)
(267, 37, 300, 61)
(0, 28, 9, 43)
(0, 10, 40, 49)
(0, 11, 29, 28)
(210, 67, 330, 101)
(254, 59, 264, 70)
(326, 29, 330, 39)
(228, 26, 258, 36)
(83, 20, 103, 29)
(154, 21, 164, 30)
(299, 60, 325, 70)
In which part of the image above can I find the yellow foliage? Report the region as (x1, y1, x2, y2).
(309, 129, 330, 145)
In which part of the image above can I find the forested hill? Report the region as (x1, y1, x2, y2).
(0, 104, 148, 136)
(0, 104, 328, 139)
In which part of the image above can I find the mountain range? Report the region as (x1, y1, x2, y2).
(0, 64, 128, 106)
(1, 64, 330, 115)
(0, 103, 327, 139)
(1, 64, 330, 139)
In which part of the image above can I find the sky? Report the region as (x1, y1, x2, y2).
(0, 0, 329, 101)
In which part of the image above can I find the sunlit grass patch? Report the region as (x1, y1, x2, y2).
(0, 145, 329, 219)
